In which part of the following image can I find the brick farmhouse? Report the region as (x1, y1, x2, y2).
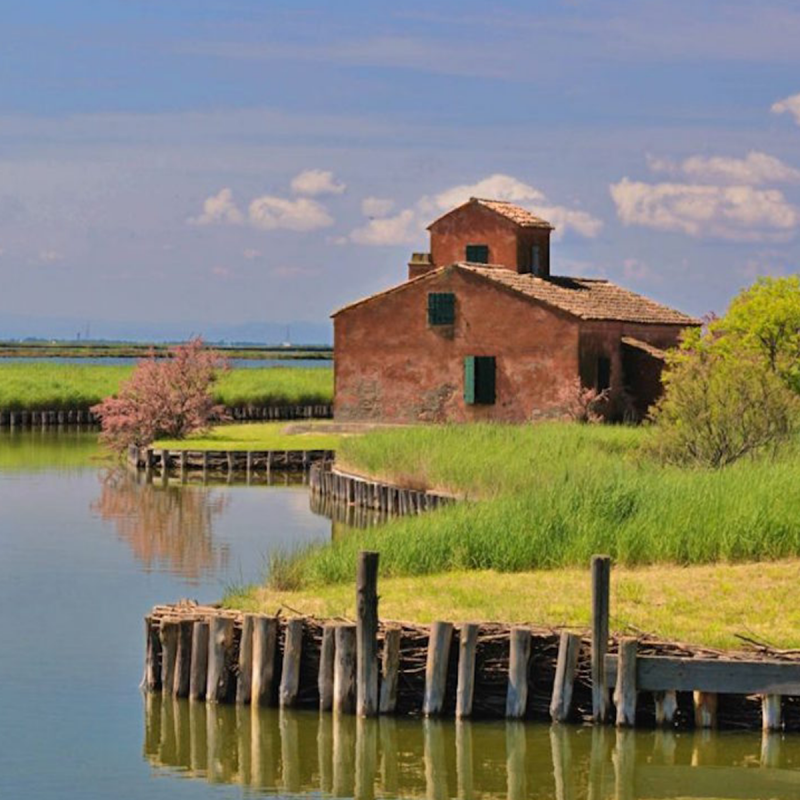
(333, 197, 700, 423)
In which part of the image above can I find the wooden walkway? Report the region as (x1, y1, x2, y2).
(129, 446, 334, 474)
(144, 553, 800, 731)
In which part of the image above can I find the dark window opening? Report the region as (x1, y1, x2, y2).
(465, 244, 489, 264)
(428, 292, 455, 325)
(464, 356, 496, 405)
(597, 356, 611, 391)
(531, 245, 541, 275)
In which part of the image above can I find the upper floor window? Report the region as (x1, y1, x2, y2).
(428, 292, 455, 325)
(465, 244, 489, 264)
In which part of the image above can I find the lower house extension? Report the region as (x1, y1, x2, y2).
(333, 197, 699, 423)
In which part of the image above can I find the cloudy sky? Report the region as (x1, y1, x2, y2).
(1, 0, 799, 341)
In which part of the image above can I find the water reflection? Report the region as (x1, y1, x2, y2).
(144, 696, 800, 799)
(92, 469, 232, 580)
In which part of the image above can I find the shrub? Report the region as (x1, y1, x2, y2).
(649, 343, 799, 468)
(555, 377, 609, 423)
(92, 338, 228, 452)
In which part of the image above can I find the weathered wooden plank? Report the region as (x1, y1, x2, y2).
(160, 619, 179, 694)
(654, 690, 678, 727)
(591, 555, 611, 723)
(423, 622, 453, 717)
(206, 616, 235, 702)
(144, 615, 162, 692)
(505, 627, 531, 719)
(319, 623, 336, 712)
(606, 654, 800, 696)
(334, 624, 357, 715)
(693, 691, 717, 729)
(762, 694, 782, 732)
(173, 619, 193, 698)
(279, 618, 304, 707)
(550, 630, 581, 723)
(379, 627, 401, 715)
(189, 620, 209, 701)
(252, 616, 278, 706)
(455, 623, 479, 719)
(356, 551, 380, 717)
(236, 614, 254, 704)
(614, 638, 638, 727)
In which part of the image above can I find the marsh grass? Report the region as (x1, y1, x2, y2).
(275, 423, 800, 586)
(156, 422, 341, 451)
(0, 363, 333, 410)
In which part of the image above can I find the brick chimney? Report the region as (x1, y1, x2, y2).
(408, 252, 434, 280)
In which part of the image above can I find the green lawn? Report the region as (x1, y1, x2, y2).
(245, 422, 800, 589)
(0, 363, 333, 410)
(228, 559, 800, 650)
(157, 422, 342, 451)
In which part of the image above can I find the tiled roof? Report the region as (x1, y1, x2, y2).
(427, 197, 554, 230)
(470, 198, 554, 229)
(621, 337, 668, 360)
(460, 265, 700, 325)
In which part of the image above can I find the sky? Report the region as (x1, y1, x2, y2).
(1, 0, 799, 342)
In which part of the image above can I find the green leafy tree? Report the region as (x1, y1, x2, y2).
(715, 276, 800, 392)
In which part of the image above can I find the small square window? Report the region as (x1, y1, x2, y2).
(428, 292, 455, 325)
(464, 356, 496, 405)
(465, 244, 489, 264)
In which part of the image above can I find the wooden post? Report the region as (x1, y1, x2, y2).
(614, 638, 638, 727)
(160, 619, 179, 694)
(762, 694, 782, 732)
(423, 621, 453, 717)
(456, 623, 479, 719)
(144, 615, 162, 691)
(550, 631, 581, 723)
(206, 616, 235, 703)
(279, 618, 304, 707)
(378, 627, 401, 715)
(334, 624, 357, 714)
(319, 623, 337, 712)
(693, 691, 717, 729)
(189, 620, 209, 701)
(591, 555, 611, 723)
(654, 690, 678, 727)
(173, 619, 193, 698)
(356, 551, 380, 717)
(505, 627, 531, 719)
(237, 615, 255, 704)
(252, 616, 278, 706)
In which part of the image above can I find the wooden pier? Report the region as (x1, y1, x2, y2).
(129, 446, 335, 475)
(0, 403, 332, 428)
(144, 553, 800, 731)
(309, 463, 456, 515)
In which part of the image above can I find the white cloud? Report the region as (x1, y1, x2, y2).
(610, 178, 800, 240)
(349, 209, 419, 246)
(188, 188, 244, 226)
(361, 196, 395, 218)
(290, 169, 346, 196)
(771, 92, 800, 126)
(647, 151, 800, 185)
(248, 196, 333, 231)
(348, 173, 602, 245)
(242, 248, 261, 260)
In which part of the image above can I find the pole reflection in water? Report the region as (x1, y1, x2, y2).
(144, 695, 800, 799)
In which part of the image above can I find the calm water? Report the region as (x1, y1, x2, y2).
(1, 430, 800, 799)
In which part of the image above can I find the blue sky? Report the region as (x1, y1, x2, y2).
(1, 0, 799, 341)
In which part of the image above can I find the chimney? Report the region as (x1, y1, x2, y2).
(408, 252, 433, 280)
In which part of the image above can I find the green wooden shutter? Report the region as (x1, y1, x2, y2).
(465, 244, 489, 264)
(475, 356, 496, 404)
(464, 356, 476, 404)
(428, 293, 455, 325)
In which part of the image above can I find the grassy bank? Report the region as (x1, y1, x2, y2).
(157, 422, 341, 451)
(0, 363, 333, 410)
(259, 423, 800, 587)
(228, 560, 800, 650)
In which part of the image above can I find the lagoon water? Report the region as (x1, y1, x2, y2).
(2, 430, 800, 799)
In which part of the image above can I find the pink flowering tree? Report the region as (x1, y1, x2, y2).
(556, 377, 609, 423)
(92, 338, 229, 453)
